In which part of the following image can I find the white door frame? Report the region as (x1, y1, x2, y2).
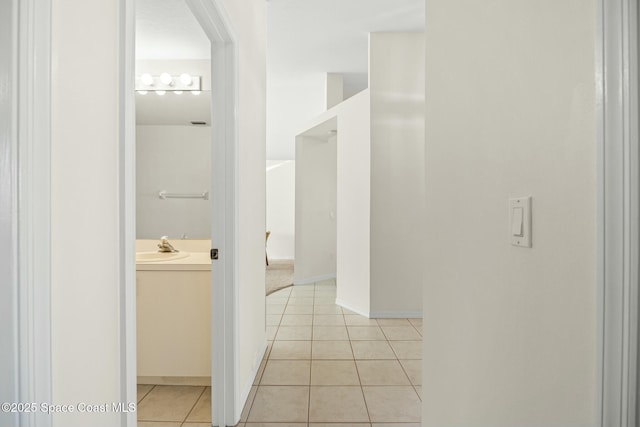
(119, 0, 137, 426)
(599, 0, 640, 426)
(119, 0, 240, 426)
(0, 1, 21, 426)
(3, 0, 54, 426)
(185, 0, 240, 425)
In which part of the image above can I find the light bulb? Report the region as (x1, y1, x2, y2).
(155, 90, 166, 96)
(138, 90, 148, 95)
(140, 73, 154, 86)
(174, 91, 183, 95)
(160, 73, 173, 85)
(179, 73, 192, 86)
(192, 90, 201, 95)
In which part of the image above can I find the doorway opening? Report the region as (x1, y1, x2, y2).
(121, 0, 240, 425)
(134, 0, 213, 424)
(265, 160, 295, 297)
(294, 119, 338, 288)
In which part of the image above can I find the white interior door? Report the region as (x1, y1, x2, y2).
(185, 1, 239, 425)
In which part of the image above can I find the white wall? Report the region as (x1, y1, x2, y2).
(423, 1, 597, 425)
(343, 73, 368, 100)
(294, 134, 337, 283)
(51, 0, 121, 425)
(267, 73, 346, 264)
(218, 0, 267, 420)
(266, 160, 295, 260)
(267, 74, 327, 159)
(334, 92, 371, 316)
(326, 73, 344, 109)
(294, 92, 371, 314)
(295, 34, 424, 317)
(136, 125, 211, 239)
(49, 0, 267, 425)
(369, 32, 425, 317)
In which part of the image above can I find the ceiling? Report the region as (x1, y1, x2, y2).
(267, 0, 425, 81)
(136, 0, 425, 69)
(136, 0, 210, 60)
(135, 0, 425, 133)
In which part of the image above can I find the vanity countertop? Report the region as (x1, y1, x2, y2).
(135, 239, 212, 271)
(136, 251, 212, 271)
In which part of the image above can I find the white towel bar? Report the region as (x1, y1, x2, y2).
(158, 191, 209, 200)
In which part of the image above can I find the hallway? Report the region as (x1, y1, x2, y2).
(137, 280, 422, 426)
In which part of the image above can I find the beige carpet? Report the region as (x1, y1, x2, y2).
(266, 260, 294, 295)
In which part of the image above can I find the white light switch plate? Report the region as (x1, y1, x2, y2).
(509, 197, 532, 248)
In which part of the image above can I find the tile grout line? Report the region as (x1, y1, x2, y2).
(255, 357, 267, 386)
(280, 283, 312, 423)
(408, 318, 422, 337)
(241, 386, 258, 424)
(259, 281, 422, 425)
(249, 287, 290, 422)
(271, 287, 289, 341)
(181, 386, 207, 425)
(343, 303, 373, 425)
(307, 281, 317, 425)
(137, 384, 156, 406)
(270, 285, 293, 344)
(384, 324, 424, 410)
(380, 320, 415, 389)
(396, 355, 420, 396)
(378, 322, 392, 342)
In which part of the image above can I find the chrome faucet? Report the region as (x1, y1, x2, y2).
(157, 236, 179, 253)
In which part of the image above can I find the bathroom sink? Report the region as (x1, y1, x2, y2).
(136, 251, 190, 263)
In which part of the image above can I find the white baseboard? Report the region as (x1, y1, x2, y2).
(137, 376, 211, 386)
(334, 300, 422, 319)
(235, 340, 267, 423)
(293, 273, 336, 286)
(369, 311, 423, 319)
(335, 298, 370, 318)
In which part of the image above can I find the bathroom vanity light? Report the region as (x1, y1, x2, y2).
(140, 73, 154, 86)
(179, 73, 193, 85)
(135, 73, 202, 95)
(159, 72, 173, 85)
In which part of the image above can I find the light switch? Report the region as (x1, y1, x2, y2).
(509, 197, 532, 247)
(511, 207, 523, 236)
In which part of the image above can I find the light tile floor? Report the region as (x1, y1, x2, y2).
(137, 280, 423, 427)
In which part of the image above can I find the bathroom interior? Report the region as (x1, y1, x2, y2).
(134, 0, 215, 423)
